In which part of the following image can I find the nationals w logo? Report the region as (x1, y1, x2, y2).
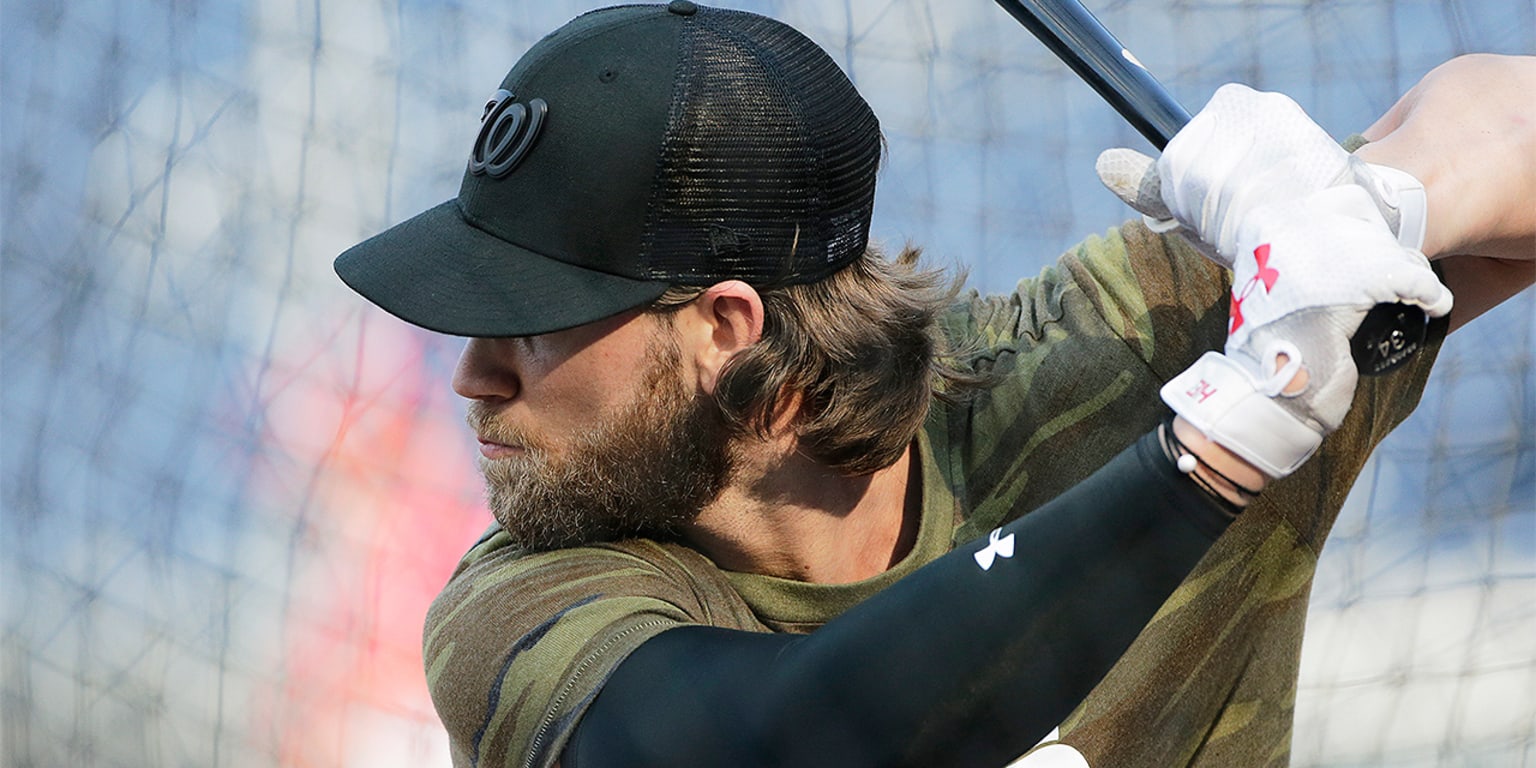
(469, 89, 547, 178)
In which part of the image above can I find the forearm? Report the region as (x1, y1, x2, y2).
(567, 430, 1233, 768)
(1353, 65, 1536, 334)
(1429, 255, 1535, 333)
(1354, 55, 1536, 265)
(1353, 122, 1535, 334)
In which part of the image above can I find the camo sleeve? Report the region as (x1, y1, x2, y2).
(940, 219, 1231, 542)
(422, 528, 765, 768)
(935, 220, 1446, 767)
(1056, 319, 1445, 767)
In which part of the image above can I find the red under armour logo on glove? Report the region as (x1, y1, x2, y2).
(1229, 243, 1281, 334)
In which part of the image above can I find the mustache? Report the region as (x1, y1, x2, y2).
(465, 402, 546, 453)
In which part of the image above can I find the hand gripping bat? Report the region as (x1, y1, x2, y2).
(994, 0, 1428, 376)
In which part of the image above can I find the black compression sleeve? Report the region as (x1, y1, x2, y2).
(565, 429, 1234, 768)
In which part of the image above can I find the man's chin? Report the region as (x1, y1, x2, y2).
(489, 498, 688, 553)
(477, 454, 528, 480)
(472, 336, 733, 553)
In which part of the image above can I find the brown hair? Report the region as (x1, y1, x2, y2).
(654, 245, 986, 476)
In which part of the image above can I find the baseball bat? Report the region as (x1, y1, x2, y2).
(994, 0, 1427, 376)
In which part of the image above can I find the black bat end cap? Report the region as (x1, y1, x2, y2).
(1351, 303, 1428, 376)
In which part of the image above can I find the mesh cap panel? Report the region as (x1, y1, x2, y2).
(639, 7, 881, 287)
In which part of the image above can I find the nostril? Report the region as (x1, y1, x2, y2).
(452, 338, 519, 401)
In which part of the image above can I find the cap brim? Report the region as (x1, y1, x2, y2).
(335, 200, 670, 337)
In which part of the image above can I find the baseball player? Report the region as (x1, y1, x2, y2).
(334, 4, 1534, 766)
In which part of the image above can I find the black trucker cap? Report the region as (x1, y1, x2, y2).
(335, 1, 882, 337)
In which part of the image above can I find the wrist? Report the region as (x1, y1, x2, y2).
(1167, 416, 1270, 507)
(1160, 352, 1325, 478)
(1353, 141, 1454, 257)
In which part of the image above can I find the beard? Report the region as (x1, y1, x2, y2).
(466, 334, 735, 552)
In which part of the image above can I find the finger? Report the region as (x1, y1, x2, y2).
(1159, 107, 1222, 221)
(1095, 148, 1170, 219)
(1389, 260, 1456, 318)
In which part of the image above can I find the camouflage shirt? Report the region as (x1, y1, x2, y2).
(422, 221, 1444, 768)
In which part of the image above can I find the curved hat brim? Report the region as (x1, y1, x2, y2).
(334, 200, 670, 338)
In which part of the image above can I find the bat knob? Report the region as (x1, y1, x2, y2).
(1351, 302, 1427, 376)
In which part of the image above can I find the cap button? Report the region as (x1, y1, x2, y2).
(668, 0, 698, 16)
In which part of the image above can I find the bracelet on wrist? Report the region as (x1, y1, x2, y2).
(1158, 415, 1256, 517)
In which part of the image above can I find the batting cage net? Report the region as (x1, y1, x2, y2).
(3, 0, 1532, 765)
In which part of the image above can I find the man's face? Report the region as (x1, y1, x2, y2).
(456, 310, 734, 551)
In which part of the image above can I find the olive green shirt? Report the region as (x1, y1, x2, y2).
(423, 221, 1444, 767)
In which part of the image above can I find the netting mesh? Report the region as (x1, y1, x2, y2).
(3, 1, 1531, 766)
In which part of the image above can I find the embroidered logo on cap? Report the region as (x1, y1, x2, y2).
(707, 224, 752, 257)
(469, 89, 547, 178)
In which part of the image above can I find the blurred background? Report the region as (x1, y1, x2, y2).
(3, 0, 1531, 765)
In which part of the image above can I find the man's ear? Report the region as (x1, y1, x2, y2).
(675, 280, 764, 394)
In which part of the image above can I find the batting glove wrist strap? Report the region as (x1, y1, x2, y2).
(1161, 351, 1323, 479)
(1359, 161, 1428, 250)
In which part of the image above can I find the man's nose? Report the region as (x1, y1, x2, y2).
(452, 338, 519, 401)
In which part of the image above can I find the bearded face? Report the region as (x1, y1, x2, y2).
(466, 330, 735, 551)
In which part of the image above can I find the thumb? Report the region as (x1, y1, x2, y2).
(1095, 148, 1172, 220)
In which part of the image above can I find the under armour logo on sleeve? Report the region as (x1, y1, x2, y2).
(1009, 728, 1091, 767)
(974, 527, 1016, 571)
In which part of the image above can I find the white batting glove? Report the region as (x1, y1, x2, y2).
(1161, 185, 1452, 478)
(1096, 84, 1429, 266)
